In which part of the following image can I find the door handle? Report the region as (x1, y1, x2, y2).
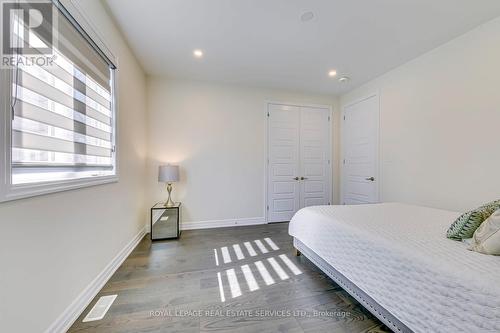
(365, 177, 375, 181)
(293, 177, 300, 181)
(300, 177, 308, 180)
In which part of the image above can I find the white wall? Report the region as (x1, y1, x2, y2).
(0, 1, 148, 332)
(147, 78, 339, 227)
(341, 16, 500, 212)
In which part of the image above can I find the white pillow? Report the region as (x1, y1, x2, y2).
(468, 209, 500, 255)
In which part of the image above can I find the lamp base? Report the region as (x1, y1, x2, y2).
(164, 183, 175, 207)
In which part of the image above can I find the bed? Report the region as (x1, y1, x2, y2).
(289, 203, 500, 333)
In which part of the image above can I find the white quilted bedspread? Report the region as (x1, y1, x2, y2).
(289, 203, 500, 333)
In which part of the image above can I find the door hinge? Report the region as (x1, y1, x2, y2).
(328, 116, 330, 121)
(267, 112, 270, 117)
(343, 115, 346, 121)
(328, 160, 330, 165)
(266, 205, 269, 211)
(343, 159, 346, 165)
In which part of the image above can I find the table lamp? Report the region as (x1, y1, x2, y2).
(158, 164, 180, 207)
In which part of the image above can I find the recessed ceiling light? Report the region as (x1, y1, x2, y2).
(193, 49, 203, 58)
(328, 70, 337, 77)
(338, 76, 350, 83)
(300, 11, 314, 22)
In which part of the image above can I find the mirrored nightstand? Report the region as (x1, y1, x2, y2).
(151, 202, 181, 240)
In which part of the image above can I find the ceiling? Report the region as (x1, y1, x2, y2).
(105, 0, 500, 96)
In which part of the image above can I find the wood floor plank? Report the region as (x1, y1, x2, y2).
(68, 223, 384, 333)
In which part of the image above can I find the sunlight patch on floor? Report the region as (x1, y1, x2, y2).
(241, 264, 260, 291)
(254, 239, 269, 254)
(255, 260, 275, 286)
(264, 237, 280, 250)
(279, 254, 302, 275)
(214, 238, 301, 301)
(221, 246, 232, 264)
(267, 257, 289, 280)
(233, 244, 245, 260)
(217, 272, 226, 302)
(244, 241, 257, 256)
(226, 268, 242, 298)
(214, 248, 219, 266)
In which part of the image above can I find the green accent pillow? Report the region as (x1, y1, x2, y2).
(447, 200, 500, 240)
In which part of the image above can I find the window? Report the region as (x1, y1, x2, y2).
(0, 1, 117, 202)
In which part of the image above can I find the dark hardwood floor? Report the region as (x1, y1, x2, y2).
(69, 223, 388, 333)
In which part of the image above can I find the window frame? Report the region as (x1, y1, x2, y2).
(0, 0, 119, 203)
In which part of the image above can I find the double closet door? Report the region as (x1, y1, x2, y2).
(267, 103, 331, 223)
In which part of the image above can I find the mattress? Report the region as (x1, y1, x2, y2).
(288, 203, 500, 333)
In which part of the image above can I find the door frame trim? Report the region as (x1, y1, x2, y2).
(340, 92, 381, 205)
(265, 101, 333, 223)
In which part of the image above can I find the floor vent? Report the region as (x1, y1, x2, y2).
(82, 295, 117, 322)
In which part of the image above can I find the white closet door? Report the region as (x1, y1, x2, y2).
(300, 107, 331, 208)
(267, 104, 331, 223)
(267, 104, 301, 222)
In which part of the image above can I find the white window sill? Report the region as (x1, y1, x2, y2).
(0, 175, 118, 203)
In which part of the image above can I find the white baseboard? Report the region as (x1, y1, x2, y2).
(45, 226, 146, 333)
(181, 217, 266, 230)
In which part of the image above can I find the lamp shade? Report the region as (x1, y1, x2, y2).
(158, 165, 180, 183)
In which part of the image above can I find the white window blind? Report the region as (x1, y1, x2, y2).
(10, 1, 117, 185)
